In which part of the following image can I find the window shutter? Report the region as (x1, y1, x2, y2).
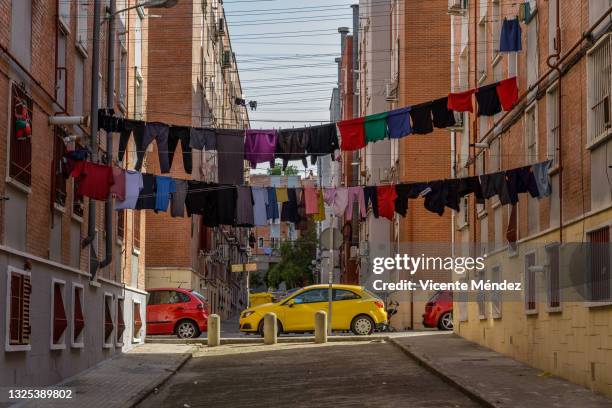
(104, 299, 113, 342)
(53, 284, 67, 343)
(9, 273, 31, 345)
(133, 303, 142, 337)
(74, 289, 85, 341)
(116, 301, 125, 342)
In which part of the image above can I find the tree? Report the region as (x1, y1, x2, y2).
(266, 229, 317, 289)
(267, 163, 299, 176)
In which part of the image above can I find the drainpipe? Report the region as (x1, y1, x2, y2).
(83, 0, 102, 278)
(351, 4, 359, 118)
(100, 0, 116, 270)
(546, 0, 563, 243)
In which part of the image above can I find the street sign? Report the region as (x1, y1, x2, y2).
(231, 263, 257, 273)
(320, 227, 342, 250)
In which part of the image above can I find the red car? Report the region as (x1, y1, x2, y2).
(146, 288, 209, 338)
(422, 290, 453, 330)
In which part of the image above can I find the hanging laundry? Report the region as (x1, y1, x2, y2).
(475, 83, 503, 116)
(506, 204, 518, 245)
(448, 89, 475, 113)
(296, 189, 309, 231)
(266, 187, 279, 222)
(135, 174, 158, 210)
(168, 126, 193, 174)
(409, 102, 434, 134)
(276, 128, 309, 170)
(287, 176, 300, 188)
(531, 160, 552, 198)
(306, 124, 339, 165)
(154, 176, 176, 212)
(518, 2, 531, 23)
(500, 18, 522, 52)
(364, 112, 389, 143)
(71, 161, 115, 201)
(338, 117, 366, 151)
(236, 186, 255, 227)
(281, 188, 300, 224)
(190, 128, 217, 151)
(480, 171, 511, 205)
(363, 186, 379, 218)
(387, 107, 412, 139)
(505, 165, 539, 204)
(443, 180, 461, 212)
(376, 185, 397, 220)
(118, 119, 147, 170)
(143, 122, 171, 173)
(457, 176, 484, 204)
(313, 189, 326, 222)
(216, 129, 245, 185)
(496, 77, 519, 111)
(430, 97, 456, 128)
(212, 185, 238, 227)
(244, 129, 278, 168)
(303, 187, 319, 215)
(171, 179, 188, 217)
(394, 182, 428, 217)
(110, 167, 126, 201)
(276, 187, 289, 203)
(423, 180, 448, 216)
(115, 170, 143, 210)
(324, 187, 349, 217)
(252, 187, 269, 226)
(98, 109, 124, 133)
(345, 186, 366, 220)
(185, 181, 210, 217)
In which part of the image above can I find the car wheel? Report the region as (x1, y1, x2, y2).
(437, 312, 454, 331)
(351, 315, 375, 336)
(257, 320, 283, 337)
(176, 320, 200, 339)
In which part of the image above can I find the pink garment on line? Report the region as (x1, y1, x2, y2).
(345, 186, 366, 220)
(323, 187, 348, 217)
(303, 187, 320, 215)
(110, 167, 126, 201)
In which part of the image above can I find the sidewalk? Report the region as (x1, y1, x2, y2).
(20, 343, 193, 408)
(389, 332, 612, 408)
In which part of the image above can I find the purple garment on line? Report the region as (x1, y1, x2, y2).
(244, 129, 278, 169)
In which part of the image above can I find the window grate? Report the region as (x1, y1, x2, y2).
(9, 83, 33, 186)
(588, 34, 612, 145)
(588, 227, 610, 302)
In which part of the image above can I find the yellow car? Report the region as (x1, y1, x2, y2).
(239, 284, 387, 336)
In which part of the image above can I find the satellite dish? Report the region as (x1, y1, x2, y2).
(320, 227, 342, 251)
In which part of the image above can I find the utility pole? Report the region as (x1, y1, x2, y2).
(86, 0, 102, 278)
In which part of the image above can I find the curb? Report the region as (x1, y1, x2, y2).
(387, 338, 496, 408)
(127, 350, 193, 408)
(145, 335, 384, 345)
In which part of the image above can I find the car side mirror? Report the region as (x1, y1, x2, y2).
(286, 299, 295, 307)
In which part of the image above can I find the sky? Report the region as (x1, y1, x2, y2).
(224, 0, 356, 131)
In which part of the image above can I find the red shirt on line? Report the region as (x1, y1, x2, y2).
(71, 161, 115, 201)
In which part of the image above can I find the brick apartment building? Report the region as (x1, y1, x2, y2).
(449, 0, 612, 398)
(334, 0, 453, 329)
(0, 0, 149, 386)
(144, 0, 251, 319)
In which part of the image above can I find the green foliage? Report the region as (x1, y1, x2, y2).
(267, 164, 299, 176)
(266, 229, 317, 290)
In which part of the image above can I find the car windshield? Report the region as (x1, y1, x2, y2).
(191, 291, 207, 303)
(362, 288, 381, 300)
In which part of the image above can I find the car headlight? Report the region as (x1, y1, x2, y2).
(242, 311, 255, 318)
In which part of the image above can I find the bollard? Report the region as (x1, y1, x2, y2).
(208, 314, 220, 347)
(314, 310, 327, 344)
(263, 312, 277, 345)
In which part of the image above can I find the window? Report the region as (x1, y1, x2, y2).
(74, 56, 85, 116)
(59, 0, 71, 31)
(490, 266, 501, 317)
(148, 290, 189, 305)
(56, 31, 67, 108)
(547, 84, 559, 165)
(476, 153, 485, 214)
(51, 279, 67, 349)
(526, 11, 539, 91)
(118, 42, 128, 108)
(491, 0, 501, 55)
(103, 293, 114, 348)
(76, 1, 88, 51)
(488, 137, 500, 173)
(116, 298, 125, 345)
(257, 237, 264, 248)
(134, 12, 143, 73)
(546, 244, 560, 309)
(477, 269, 486, 318)
(587, 34, 612, 146)
(292, 289, 329, 304)
(133, 211, 141, 250)
(10, 0, 32, 68)
(53, 129, 67, 206)
(133, 300, 143, 342)
(333, 289, 360, 301)
(71, 283, 85, 348)
(525, 252, 537, 312)
(9, 83, 33, 186)
(6, 267, 31, 351)
(494, 206, 502, 249)
(525, 104, 537, 164)
(477, 20, 486, 79)
(135, 76, 144, 120)
(117, 209, 125, 241)
(588, 226, 611, 302)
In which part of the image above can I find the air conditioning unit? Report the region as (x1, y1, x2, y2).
(385, 82, 397, 102)
(218, 18, 225, 35)
(448, 0, 466, 15)
(222, 50, 232, 69)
